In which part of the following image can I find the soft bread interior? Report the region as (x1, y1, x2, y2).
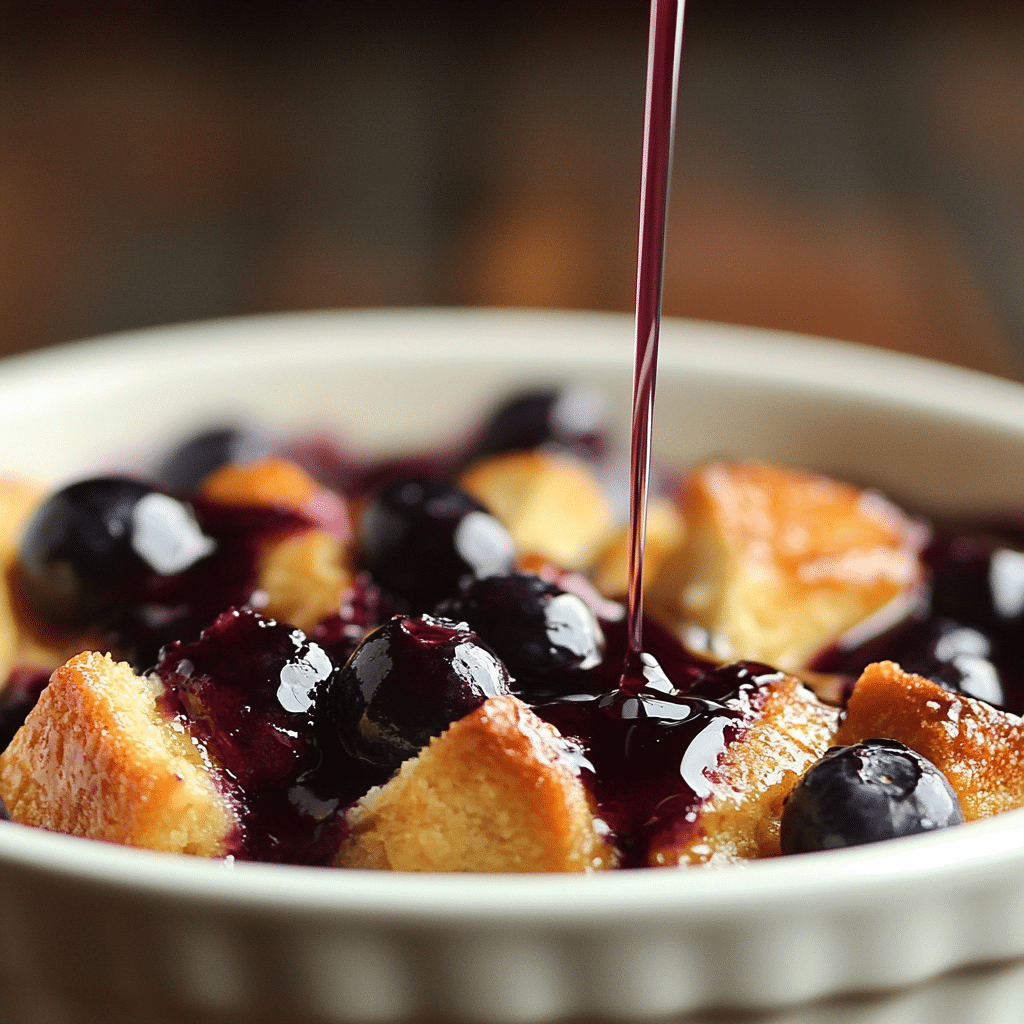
(0, 651, 237, 855)
(649, 461, 926, 670)
(200, 458, 352, 631)
(651, 675, 840, 866)
(336, 694, 614, 873)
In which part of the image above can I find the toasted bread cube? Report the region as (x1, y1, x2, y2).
(837, 660, 1024, 821)
(649, 462, 925, 671)
(459, 451, 615, 571)
(0, 652, 237, 855)
(651, 675, 840, 866)
(252, 529, 351, 632)
(590, 496, 686, 599)
(335, 694, 614, 873)
(200, 458, 352, 631)
(200, 457, 350, 537)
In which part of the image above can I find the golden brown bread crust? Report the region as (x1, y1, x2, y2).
(199, 458, 353, 632)
(335, 694, 615, 873)
(651, 675, 840, 866)
(199, 457, 351, 536)
(459, 450, 616, 571)
(0, 652, 237, 855)
(649, 462, 926, 671)
(837, 660, 1024, 821)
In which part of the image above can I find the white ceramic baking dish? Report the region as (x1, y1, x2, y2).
(1, 308, 1024, 1024)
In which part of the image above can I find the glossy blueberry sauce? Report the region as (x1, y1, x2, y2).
(307, 571, 396, 670)
(812, 521, 1024, 715)
(528, 0, 727, 869)
(155, 607, 353, 864)
(622, 0, 684, 693)
(536, 662, 779, 866)
(107, 497, 311, 671)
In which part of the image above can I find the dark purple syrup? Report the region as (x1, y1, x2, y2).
(155, 607, 357, 864)
(521, 1, 754, 868)
(562, 612, 714, 698)
(536, 662, 780, 866)
(307, 571, 396, 669)
(106, 497, 311, 671)
(623, 0, 685, 691)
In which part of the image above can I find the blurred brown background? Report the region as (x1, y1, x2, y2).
(1, 0, 1023, 378)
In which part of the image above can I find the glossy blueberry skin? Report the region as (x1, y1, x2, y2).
(358, 478, 516, 611)
(927, 534, 1024, 642)
(18, 476, 216, 627)
(780, 739, 964, 854)
(156, 607, 331, 792)
(327, 614, 512, 771)
(467, 386, 608, 462)
(437, 573, 604, 698)
(157, 425, 269, 493)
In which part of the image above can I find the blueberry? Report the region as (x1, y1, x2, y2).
(437, 573, 604, 698)
(306, 572, 395, 669)
(156, 608, 331, 792)
(327, 614, 512, 770)
(358, 478, 516, 611)
(468, 386, 608, 462)
(904, 619, 1005, 706)
(780, 739, 964, 854)
(157, 425, 269, 492)
(0, 797, 9, 821)
(18, 477, 216, 627)
(0, 668, 50, 753)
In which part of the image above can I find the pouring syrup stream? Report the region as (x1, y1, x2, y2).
(622, 0, 685, 694)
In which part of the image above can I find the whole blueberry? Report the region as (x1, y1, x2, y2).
(18, 476, 216, 627)
(896, 619, 1005, 707)
(156, 608, 332, 792)
(358, 478, 516, 611)
(780, 739, 964, 854)
(157, 425, 269, 492)
(925, 534, 1024, 640)
(327, 614, 512, 770)
(468, 386, 608, 462)
(437, 572, 604, 698)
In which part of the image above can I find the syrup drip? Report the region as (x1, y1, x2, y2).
(623, 0, 686, 693)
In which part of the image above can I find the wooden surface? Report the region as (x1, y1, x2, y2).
(0, 1, 1021, 381)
